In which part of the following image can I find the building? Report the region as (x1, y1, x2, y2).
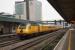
(15, 1, 26, 20)
(15, 0, 42, 21)
(0, 12, 26, 35)
(34, 1, 42, 21)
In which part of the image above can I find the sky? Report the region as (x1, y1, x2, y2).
(0, 0, 63, 21)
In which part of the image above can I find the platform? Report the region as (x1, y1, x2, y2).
(54, 29, 75, 50)
(0, 34, 16, 37)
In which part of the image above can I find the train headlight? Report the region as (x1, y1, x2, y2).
(25, 29, 28, 32)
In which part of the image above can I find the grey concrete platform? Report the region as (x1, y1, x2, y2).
(54, 29, 75, 50)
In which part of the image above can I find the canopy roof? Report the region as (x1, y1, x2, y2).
(47, 0, 75, 23)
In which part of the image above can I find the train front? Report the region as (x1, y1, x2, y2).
(16, 24, 32, 37)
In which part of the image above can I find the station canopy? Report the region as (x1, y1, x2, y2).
(47, 0, 75, 23)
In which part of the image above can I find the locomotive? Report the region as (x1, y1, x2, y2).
(16, 23, 63, 38)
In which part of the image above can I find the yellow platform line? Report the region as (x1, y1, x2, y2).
(68, 30, 71, 50)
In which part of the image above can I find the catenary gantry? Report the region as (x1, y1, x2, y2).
(47, 0, 75, 23)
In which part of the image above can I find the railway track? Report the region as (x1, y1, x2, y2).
(0, 34, 23, 48)
(0, 29, 68, 50)
(0, 39, 22, 47)
(0, 34, 16, 43)
(13, 29, 66, 50)
(13, 34, 57, 50)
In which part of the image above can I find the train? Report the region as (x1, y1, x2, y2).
(16, 23, 63, 39)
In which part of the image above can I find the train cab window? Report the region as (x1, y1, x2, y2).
(19, 26, 26, 29)
(19, 24, 26, 29)
(26, 23, 31, 29)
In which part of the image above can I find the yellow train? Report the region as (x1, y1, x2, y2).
(16, 23, 63, 38)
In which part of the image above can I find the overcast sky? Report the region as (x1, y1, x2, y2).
(0, 0, 63, 21)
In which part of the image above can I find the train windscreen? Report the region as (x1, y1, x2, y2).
(19, 24, 26, 29)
